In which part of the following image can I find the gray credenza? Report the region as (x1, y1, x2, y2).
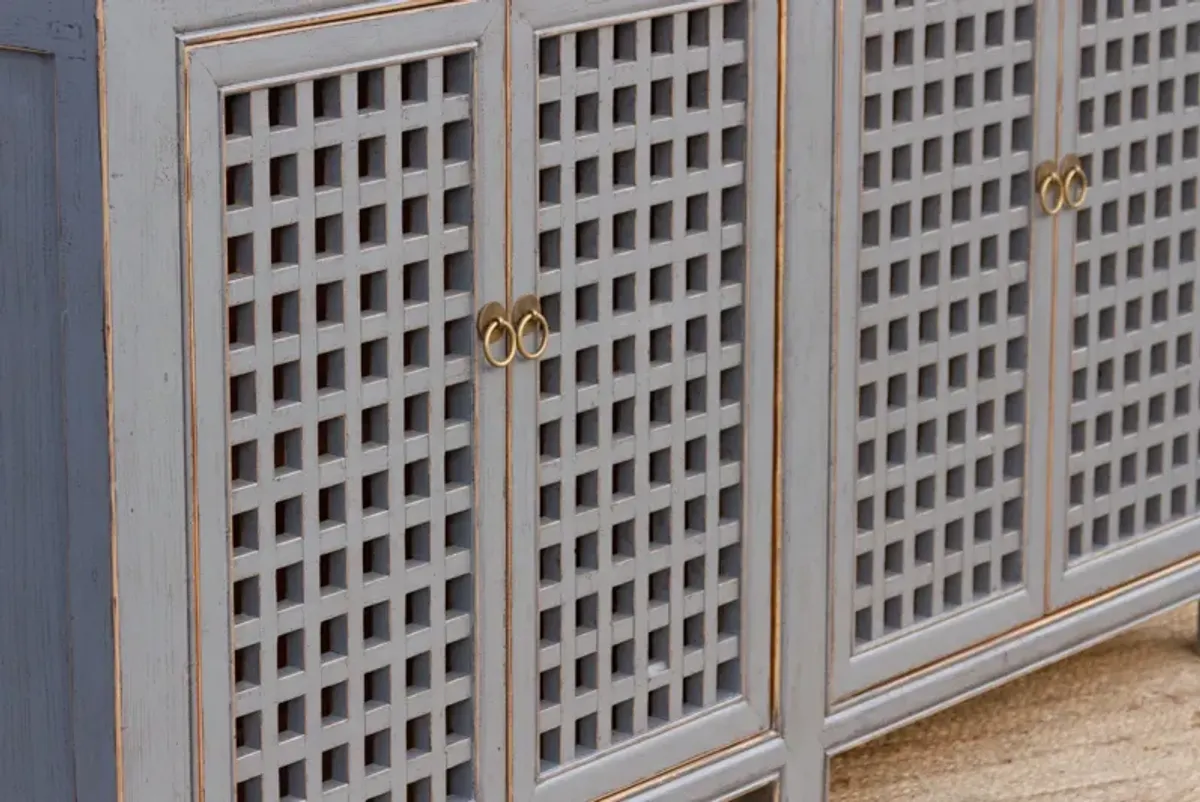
(2, 0, 1198, 800)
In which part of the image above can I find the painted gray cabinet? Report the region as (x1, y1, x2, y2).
(3, 0, 1198, 801)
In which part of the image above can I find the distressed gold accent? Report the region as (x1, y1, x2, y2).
(96, 0, 125, 798)
(1036, 160, 1065, 216)
(182, 0, 464, 48)
(179, 43, 210, 802)
(769, 0, 789, 729)
(599, 733, 777, 802)
(1060, 154, 1088, 210)
(503, 0, 514, 799)
(511, 294, 549, 361)
(478, 301, 519, 368)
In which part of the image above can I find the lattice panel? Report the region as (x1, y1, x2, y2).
(850, 0, 1036, 649)
(532, 0, 749, 772)
(221, 50, 479, 802)
(1066, 1, 1200, 562)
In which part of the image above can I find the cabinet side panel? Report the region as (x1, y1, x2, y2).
(0, 47, 74, 802)
(0, 6, 115, 797)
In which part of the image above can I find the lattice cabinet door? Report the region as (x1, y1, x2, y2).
(1048, 0, 1200, 610)
(508, 1, 780, 799)
(831, 0, 1061, 699)
(183, 4, 508, 800)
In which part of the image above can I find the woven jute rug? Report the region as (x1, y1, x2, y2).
(828, 602, 1200, 802)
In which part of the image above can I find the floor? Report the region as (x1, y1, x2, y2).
(827, 602, 1200, 802)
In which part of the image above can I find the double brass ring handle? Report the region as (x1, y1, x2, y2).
(476, 302, 517, 368)
(513, 294, 550, 361)
(1061, 156, 1089, 210)
(1036, 161, 1065, 216)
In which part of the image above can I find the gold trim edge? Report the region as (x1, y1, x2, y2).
(97, 0, 126, 798)
(181, 0, 466, 48)
(599, 732, 778, 802)
(768, 0, 788, 730)
(179, 42, 211, 802)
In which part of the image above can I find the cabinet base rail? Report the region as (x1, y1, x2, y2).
(824, 557, 1200, 755)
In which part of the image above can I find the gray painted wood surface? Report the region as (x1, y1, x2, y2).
(0, 2, 115, 801)
(0, 43, 75, 802)
(4, 0, 1190, 799)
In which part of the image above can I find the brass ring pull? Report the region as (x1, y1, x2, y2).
(1061, 155, 1089, 210)
(1038, 174, 1065, 216)
(516, 310, 550, 360)
(476, 301, 517, 368)
(1035, 160, 1065, 216)
(512, 294, 550, 361)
